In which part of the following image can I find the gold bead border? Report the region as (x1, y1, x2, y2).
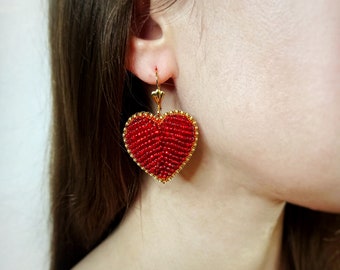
(122, 110, 199, 183)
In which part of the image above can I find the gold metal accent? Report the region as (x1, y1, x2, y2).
(151, 69, 164, 115)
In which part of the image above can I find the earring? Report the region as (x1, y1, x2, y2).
(123, 68, 199, 183)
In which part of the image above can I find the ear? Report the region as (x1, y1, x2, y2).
(126, 3, 178, 85)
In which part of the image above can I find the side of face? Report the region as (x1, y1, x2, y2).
(163, 0, 340, 211)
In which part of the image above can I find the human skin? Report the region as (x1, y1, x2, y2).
(163, 0, 340, 212)
(74, 1, 340, 269)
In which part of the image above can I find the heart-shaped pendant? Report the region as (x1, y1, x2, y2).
(123, 110, 198, 183)
(123, 68, 199, 183)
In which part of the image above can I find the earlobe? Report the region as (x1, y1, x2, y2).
(126, 16, 177, 85)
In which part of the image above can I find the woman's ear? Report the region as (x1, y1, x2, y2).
(126, 2, 177, 85)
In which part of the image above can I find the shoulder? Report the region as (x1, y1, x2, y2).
(72, 232, 138, 270)
(72, 240, 115, 270)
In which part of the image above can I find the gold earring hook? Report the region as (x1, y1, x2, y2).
(151, 67, 164, 115)
(155, 68, 160, 90)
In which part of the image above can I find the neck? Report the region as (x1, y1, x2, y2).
(106, 157, 285, 270)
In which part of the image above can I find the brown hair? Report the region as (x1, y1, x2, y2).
(49, 1, 339, 269)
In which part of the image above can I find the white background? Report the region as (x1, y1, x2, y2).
(0, 0, 50, 269)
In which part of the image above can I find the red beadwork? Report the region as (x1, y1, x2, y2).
(123, 111, 198, 182)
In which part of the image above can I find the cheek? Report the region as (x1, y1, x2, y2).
(227, 90, 340, 210)
(173, 1, 340, 211)
(236, 1, 340, 210)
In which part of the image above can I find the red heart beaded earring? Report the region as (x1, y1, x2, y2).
(123, 68, 199, 183)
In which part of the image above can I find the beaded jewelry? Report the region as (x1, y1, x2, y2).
(123, 68, 199, 183)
